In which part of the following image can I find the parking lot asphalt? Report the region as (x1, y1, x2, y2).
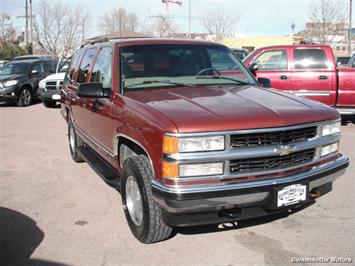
(0, 103, 354, 266)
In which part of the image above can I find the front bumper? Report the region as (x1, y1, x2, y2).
(0, 86, 18, 101)
(152, 155, 349, 227)
(37, 87, 61, 101)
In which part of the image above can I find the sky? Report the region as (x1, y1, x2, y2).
(1, 0, 354, 39)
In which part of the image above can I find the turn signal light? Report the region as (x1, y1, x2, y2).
(163, 136, 178, 154)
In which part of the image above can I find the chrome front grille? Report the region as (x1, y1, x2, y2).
(45, 80, 62, 91)
(230, 126, 317, 148)
(230, 148, 315, 174)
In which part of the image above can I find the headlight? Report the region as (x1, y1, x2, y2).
(39, 79, 46, 89)
(163, 135, 225, 153)
(3, 80, 19, 87)
(321, 121, 341, 136)
(320, 142, 339, 157)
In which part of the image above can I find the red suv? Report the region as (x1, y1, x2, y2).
(61, 38, 348, 243)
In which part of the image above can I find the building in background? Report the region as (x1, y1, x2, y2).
(295, 22, 354, 56)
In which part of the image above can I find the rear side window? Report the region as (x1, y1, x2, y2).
(32, 62, 43, 73)
(90, 47, 113, 89)
(252, 50, 287, 70)
(42, 61, 55, 73)
(77, 48, 97, 83)
(67, 49, 84, 81)
(294, 49, 329, 70)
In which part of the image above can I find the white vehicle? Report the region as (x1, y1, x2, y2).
(38, 59, 69, 108)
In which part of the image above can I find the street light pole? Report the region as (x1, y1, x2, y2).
(188, 0, 191, 39)
(349, 0, 353, 55)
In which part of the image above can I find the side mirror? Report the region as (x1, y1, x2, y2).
(258, 77, 271, 88)
(77, 83, 108, 98)
(31, 69, 39, 75)
(249, 62, 258, 76)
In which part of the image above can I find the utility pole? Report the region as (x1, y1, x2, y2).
(16, 0, 29, 46)
(188, 0, 191, 39)
(29, 0, 33, 53)
(349, 0, 353, 55)
(25, 0, 28, 46)
(82, 18, 85, 43)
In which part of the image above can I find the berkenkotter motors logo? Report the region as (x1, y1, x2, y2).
(291, 257, 353, 264)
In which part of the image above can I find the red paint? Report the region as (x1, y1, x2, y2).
(244, 45, 355, 107)
(61, 39, 340, 180)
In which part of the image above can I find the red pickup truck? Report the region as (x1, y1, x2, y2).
(243, 45, 355, 115)
(61, 38, 348, 243)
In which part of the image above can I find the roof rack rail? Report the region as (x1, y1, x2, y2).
(80, 36, 153, 48)
(80, 37, 110, 48)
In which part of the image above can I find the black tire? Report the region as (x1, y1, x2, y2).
(121, 155, 172, 243)
(17, 87, 33, 107)
(68, 122, 84, 163)
(43, 100, 57, 108)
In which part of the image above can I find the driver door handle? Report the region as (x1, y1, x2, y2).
(280, 75, 288, 80)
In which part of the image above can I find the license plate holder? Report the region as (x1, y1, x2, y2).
(276, 183, 308, 208)
(52, 94, 61, 100)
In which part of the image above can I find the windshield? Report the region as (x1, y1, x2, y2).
(0, 62, 31, 75)
(121, 44, 257, 89)
(57, 60, 70, 73)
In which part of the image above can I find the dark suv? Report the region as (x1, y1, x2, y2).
(0, 59, 56, 106)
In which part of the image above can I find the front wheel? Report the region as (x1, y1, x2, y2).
(121, 155, 172, 243)
(17, 87, 33, 107)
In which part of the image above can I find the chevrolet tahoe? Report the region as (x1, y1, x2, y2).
(61, 38, 349, 243)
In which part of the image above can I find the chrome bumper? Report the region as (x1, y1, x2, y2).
(152, 155, 348, 213)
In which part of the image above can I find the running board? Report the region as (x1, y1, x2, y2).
(77, 145, 121, 189)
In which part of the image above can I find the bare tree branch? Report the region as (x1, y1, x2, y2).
(34, 0, 89, 57)
(141, 16, 177, 37)
(307, 0, 348, 45)
(99, 8, 138, 35)
(201, 10, 240, 42)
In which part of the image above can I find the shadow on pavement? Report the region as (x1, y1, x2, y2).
(176, 201, 314, 236)
(0, 100, 41, 108)
(341, 115, 355, 125)
(0, 207, 70, 266)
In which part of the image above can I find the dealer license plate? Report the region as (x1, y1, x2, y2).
(277, 184, 307, 207)
(52, 94, 61, 100)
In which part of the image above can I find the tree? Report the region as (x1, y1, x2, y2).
(34, 1, 89, 58)
(0, 12, 30, 60)
(308, 0, 348, 45)
(0, 11, 16, 43)
(201, 10, 240, 42)
(99, 8, 139, 35)
(141, 16, 177, 37)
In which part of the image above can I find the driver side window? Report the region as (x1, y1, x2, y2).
(252, 50, 287, 71)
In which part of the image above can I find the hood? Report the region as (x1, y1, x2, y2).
(0, 74, 26, 82)
(125, 85, 339, 133)
(40, 72, 65, 82)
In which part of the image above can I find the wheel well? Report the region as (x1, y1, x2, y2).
(118, 137, 148, 168)
(21, 84, 32, 92)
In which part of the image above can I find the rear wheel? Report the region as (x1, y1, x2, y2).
(68, 122, 84, 163)
(17, 87, 33, 107)
(121, 155, 172, 243)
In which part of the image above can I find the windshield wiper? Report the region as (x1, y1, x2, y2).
(124, 80, 193, 89)
(195, 75, 250, 85)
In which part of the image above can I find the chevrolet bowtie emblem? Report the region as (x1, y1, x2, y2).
(276, 145, 296, 156)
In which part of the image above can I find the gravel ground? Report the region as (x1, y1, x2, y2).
(0, 103, 354, 266)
